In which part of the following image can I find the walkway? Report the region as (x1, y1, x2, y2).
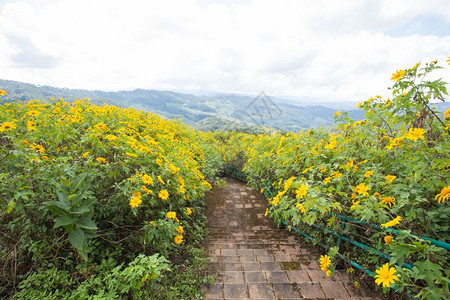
(203, 177, 381, 299)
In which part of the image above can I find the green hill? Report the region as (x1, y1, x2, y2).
(0, 78, 366, 132)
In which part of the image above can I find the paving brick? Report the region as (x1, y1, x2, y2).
(261, 261, 281, 271)
(239, 255, 256, 262)
(223, 283, 249, 298)
(274, 254, 292, 261)
(265, 271, 289, 283)
(236, 249, 253, 256)
(244, 271, 267, 283)
(222, 271, 245, 283)
(286, 270, 311, 283)
(248, 283, 275, 298)
(222, 256, 239, 263)
(242, 262, 261, 271)
(203, 177, 380, 299)
(272, 283, 301, 299)
(221, 249, 237, 256)
(307, 270, 333, 282)
(255, 255, 274, 262)
(222, 263, 243, 271)
(297, 282, 326, 298)
(253, 249, 270, 256)
(320, 281, 350, 298)
(204, 283, 223, 298)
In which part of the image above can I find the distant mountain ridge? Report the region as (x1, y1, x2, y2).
(0, 78, 366, 132)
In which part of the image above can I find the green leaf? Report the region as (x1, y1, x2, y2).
(76, 216, 97, 230)
(54, 215, 77, 228)
(47, 199, 71, 212)
(71, 173, 88, 191)
(68, 228, 85, 250)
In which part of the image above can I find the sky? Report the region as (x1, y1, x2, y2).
(0, 0, 449, 103)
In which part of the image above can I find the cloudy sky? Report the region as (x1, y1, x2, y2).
(0, 0, 449, 103)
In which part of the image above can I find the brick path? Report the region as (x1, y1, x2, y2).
(203, 177, 381, 299)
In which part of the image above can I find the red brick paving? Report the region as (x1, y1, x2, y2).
(202, 177, 381, 299)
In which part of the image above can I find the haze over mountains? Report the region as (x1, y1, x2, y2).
(1, 78, 367, 132)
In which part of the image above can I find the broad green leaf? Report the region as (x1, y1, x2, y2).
(76, 216, 97, 230)
(68, 228, 85, 250)
(54, 215, 77, 228)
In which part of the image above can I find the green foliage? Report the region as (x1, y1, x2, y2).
(217, 59, 450, 299)
(46, 173, 97, 259)
(13, 254, 170, 299)
(0, 96, 221, 298)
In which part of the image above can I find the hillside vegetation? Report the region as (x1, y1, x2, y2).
(217, 59, 450, 299)
(0, 94, 222, 299)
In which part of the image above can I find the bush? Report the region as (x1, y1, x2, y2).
(0, 96, 221, 298)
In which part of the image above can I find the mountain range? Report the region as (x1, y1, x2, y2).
(0, 78, 367, 132)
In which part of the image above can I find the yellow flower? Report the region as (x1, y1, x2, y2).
(166, 211, 177, 220)
(444, 108, 450, 119)
(381, 196, 396, 207)
(125, 152, 137, 158)
(129, 192, 142, 208)
(350, 200, 360, 210)
(447, 56, 450, 65)
(271, 195, 280, 206)
(373, 192, 381, 197)
(260, 188, 264, 193)
(0, 122, 16, 132)
(385, 175, 396, 183)
(27, 120, 36, 131)
(374, 263, 399, 288)
(363, 170, 373, 178)
(405, 128, 426, 141)
(384, 235, 393, 245)
(354, 183, 370, 196)
(157, 175, 165, 185)
(96, 157, 107, 164)
(141, 185, 153, 194)
(391, 69, 405, 82)
(319, 255, 331, 273)
(381, 216, 402, 228)
(176, 226, 184, 235)
(30, 143, 45, 153)
(82, 152, 90, 158)
(295, 184, 308, 199)
(0, 89, 7, 96)
(296, 203, 306, 213)
(265, 208, 269, 216)
(27, 110, 40, 117)
(142, 174, 153, 185)
(283, 176, 296, 191)
(174, 235, 183, 244)
(334, 111, 341, 117)
(186, 207, 193, 215)
(345, 160, 354, 169)
(435, 186, 450, 204)
(179, 185, 185, 193)
(302, 166, 314, 174)
(158, 189, 169, 200)
(323, 177, 331, 184)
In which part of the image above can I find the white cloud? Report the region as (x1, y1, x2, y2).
(0, 0, 449, 102)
